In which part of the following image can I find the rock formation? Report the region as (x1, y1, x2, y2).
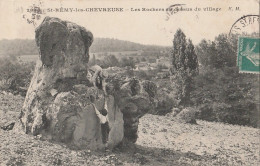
(17, 17, 156, 150)
(112, 78, 156, 143)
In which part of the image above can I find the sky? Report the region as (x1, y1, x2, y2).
(0, 0, 259, 46)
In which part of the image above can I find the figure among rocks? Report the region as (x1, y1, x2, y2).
(17, 16, 157, 150)
(88, 65, 108, 95)
(88, 64, 110, 147)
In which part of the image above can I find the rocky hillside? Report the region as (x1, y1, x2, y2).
(0, 92, 259, 166)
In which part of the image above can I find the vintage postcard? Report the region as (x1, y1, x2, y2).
(0, 0, 259, 165)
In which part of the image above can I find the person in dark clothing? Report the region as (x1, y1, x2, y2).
(92, 99, 110, 146)
(89, 65, 110, 146)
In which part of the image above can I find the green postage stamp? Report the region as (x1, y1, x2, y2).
(238, 37, 260, 74)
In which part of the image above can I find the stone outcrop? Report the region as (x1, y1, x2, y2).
(17, 17, 156, 150)
(100, 78, 157, 144)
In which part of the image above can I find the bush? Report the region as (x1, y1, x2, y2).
(93, 55, 120, 69)
(191, 67, 259, 127)
(153, 91, 175, 115)
(174, 107, 198, 124)
(154, 96, 174, 115)
(0, 56, 35, 95)
(192, 33, 259, 128)
(120, 57, 136, 69)
(135, 70, 149, 80)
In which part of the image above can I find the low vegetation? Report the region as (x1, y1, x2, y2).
(0, 56, 35, 96)
(192, 34, 259, 128)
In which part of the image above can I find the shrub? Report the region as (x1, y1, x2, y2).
(135, 70, 148, 79)
(0, 56, 35, 95)
(192, 33, 259, 128)
(174, 107, 198, 124)
(153, 92, 175, 115)
(134, 70, 152, 80)
(120, 57, 136, 69)
(191, 67, 259, 127)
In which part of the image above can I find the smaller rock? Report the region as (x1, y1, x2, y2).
(160, 128, 167, 132)
(172, 107, 181, 116)
(1, 122, 15, 131)
(142, 128, 147, 133)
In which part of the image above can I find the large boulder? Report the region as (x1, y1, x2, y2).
(17, 17, 124, 150)
(17, 17, 156, 150)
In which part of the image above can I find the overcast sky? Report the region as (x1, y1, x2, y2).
(0, 0, 259, 46)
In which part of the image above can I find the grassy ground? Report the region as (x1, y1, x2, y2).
(0, 92, 259, 166)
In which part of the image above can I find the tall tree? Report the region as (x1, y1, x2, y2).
(196, 34, 237, 69)
(170, 29, 198, 106)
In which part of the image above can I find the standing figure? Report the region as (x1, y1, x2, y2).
(88, 65, 110, 147)
(88, 65, 108, 95)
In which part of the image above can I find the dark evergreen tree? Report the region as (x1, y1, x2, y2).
(170, 29, 198, 106)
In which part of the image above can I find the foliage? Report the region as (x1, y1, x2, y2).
(134, 70, 150, 80)
(149, 79, 176, 115)
(170, 29, 198, 106)
(141, 57, 146, 62)
(192, 34, 259, 127)
(123, 67, 135, 77)
(120, 57, 136, 69)
(96, 55, 120, 68)
(0, 56, 35, 95)
(196, 34, 237, 69)
(154, 94, 175, 115)
(191, 67, 259, 127)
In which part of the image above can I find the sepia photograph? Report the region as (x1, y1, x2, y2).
(0, 0, 259, 165)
